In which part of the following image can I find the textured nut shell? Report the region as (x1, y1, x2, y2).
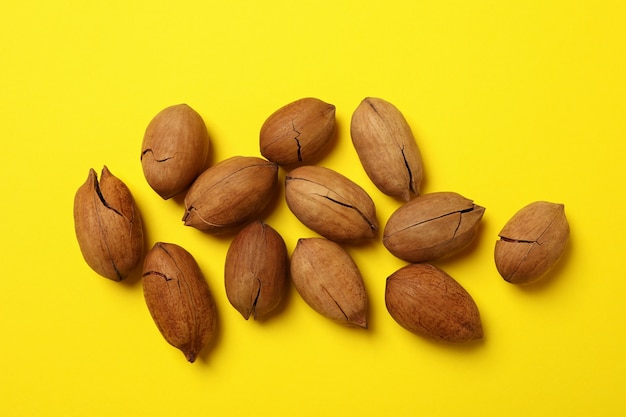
(73, 166, 144, 281)
(383, 192, 485, 263)
(290, 238, 367, 328)
(224, 221, 288, 320)
(142, 242, 217, 363)
(385, 263, 483, 343)
(260, 97, 335, 166)
(350, 97, 424, 201)
(285, 165, 378, 242)
(495, 201, 569, 284)
(141, 104, 210, 199)
(183, 156, 278, 233)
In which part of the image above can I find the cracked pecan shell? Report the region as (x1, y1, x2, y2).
(141, 104, 210, 199)
(494, 201, 569, 284)
(350, 97, 424, 202)
(383, 191, 485, 263)
(224, 221, 288, 320)
(183, 156, 278, 233)
(385, 263, 483, 343)
(142, 242, 217, 363)
(260, 97, 335, 166)
(73, 166, 144, 281)
(290, 237, 367, 328)
(285, 165, 378, 243)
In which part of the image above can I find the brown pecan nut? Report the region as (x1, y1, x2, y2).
(73, 166, 144, 281)
(385, 263, 483, 343)
(142, 242, 217, 363)
(383, 191, 485, 262)
(284, 165, 378, 243)
(495, 201, 569, 284)
(141, 104, 210, 199)
(224, 221, 288, 320)
(183, 156, 278, 233)
(260, 97, 335, 166)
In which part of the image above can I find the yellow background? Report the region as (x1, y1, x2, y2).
(1, 1, 625, 416)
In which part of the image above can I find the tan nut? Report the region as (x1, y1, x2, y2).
(350, 97, 424, 201)
(290, 237, 368, 328)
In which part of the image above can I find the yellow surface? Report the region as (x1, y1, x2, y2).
(1, 1, 625, 416)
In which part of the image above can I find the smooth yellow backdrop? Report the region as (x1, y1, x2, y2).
(1, 1, 625, 416)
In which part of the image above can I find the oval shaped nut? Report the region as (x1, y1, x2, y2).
(141, 104, 210, 199)
(183, 156, 279, 233)
(383, 192, 485, 263)
(260, 97, 336, 166)
(285, 165, 378, 243)
(73, 166, 144, 281)
(385, 263, 483, 343)
(142, 242, 217, 363)
(350, 97, 424, 202)
(224, 221, 288, 320)
(495, 201, 569, 284)
(290, 238, 368, 328)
